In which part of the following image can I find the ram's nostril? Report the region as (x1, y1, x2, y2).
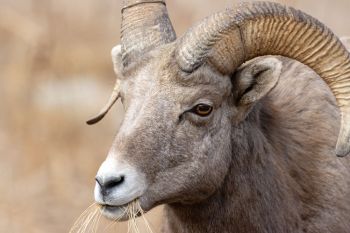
(105, 176, 125, 189)
(95, 175, 125, 195)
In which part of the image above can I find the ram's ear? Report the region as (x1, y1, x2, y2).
(232, 56, 282, 123)
(111, 45, 123, 76)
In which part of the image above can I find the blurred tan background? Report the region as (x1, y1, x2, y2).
(1, 0, 349, 232)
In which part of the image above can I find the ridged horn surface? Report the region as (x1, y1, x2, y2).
(121, 0, 176, 67)
(176, 1, 350, 157)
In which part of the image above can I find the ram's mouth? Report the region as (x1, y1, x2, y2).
(98, 201, 142, 221)
(99, 203, 129, 221)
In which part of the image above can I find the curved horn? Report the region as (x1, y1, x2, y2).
(176, 2, 350, 157)
(121, 0, 176, 67)
(86, 79, 120, 125)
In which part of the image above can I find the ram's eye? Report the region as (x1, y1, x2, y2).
(192, 104, 213, 117)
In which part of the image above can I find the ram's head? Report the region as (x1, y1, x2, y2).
(87, 0, 350, 220)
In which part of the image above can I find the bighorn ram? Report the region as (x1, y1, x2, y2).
(88, 1, 350, 232)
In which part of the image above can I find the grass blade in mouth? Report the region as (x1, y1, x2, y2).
(70, 199, 155, 233)
(69, 203, 98, 233)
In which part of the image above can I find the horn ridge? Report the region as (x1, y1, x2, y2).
(121, 0, 176, 67)
(176, 1, 350, 156)
(122, 0, 166, 13)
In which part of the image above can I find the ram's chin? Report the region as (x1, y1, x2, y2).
(99, 204, 131, 221)
(98, 200, 145, 221)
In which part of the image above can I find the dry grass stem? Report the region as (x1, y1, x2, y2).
(70, 200, 154, 233)
(69, 203, 99, 233)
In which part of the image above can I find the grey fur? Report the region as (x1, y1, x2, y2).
(92, 46, 350, 232)
(90, 3, 350, 233)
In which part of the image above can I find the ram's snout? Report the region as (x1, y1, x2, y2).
(94, 158, 147, 220)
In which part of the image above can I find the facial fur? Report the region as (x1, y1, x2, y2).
(93, 41, 285, 220)
(111, 46, 233, 210)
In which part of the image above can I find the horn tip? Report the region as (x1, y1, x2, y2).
(336, 145, 350, 157)
(335, 135, 350, 157)
(86, 114, 106, 125)
(335, 114, 350, 157)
